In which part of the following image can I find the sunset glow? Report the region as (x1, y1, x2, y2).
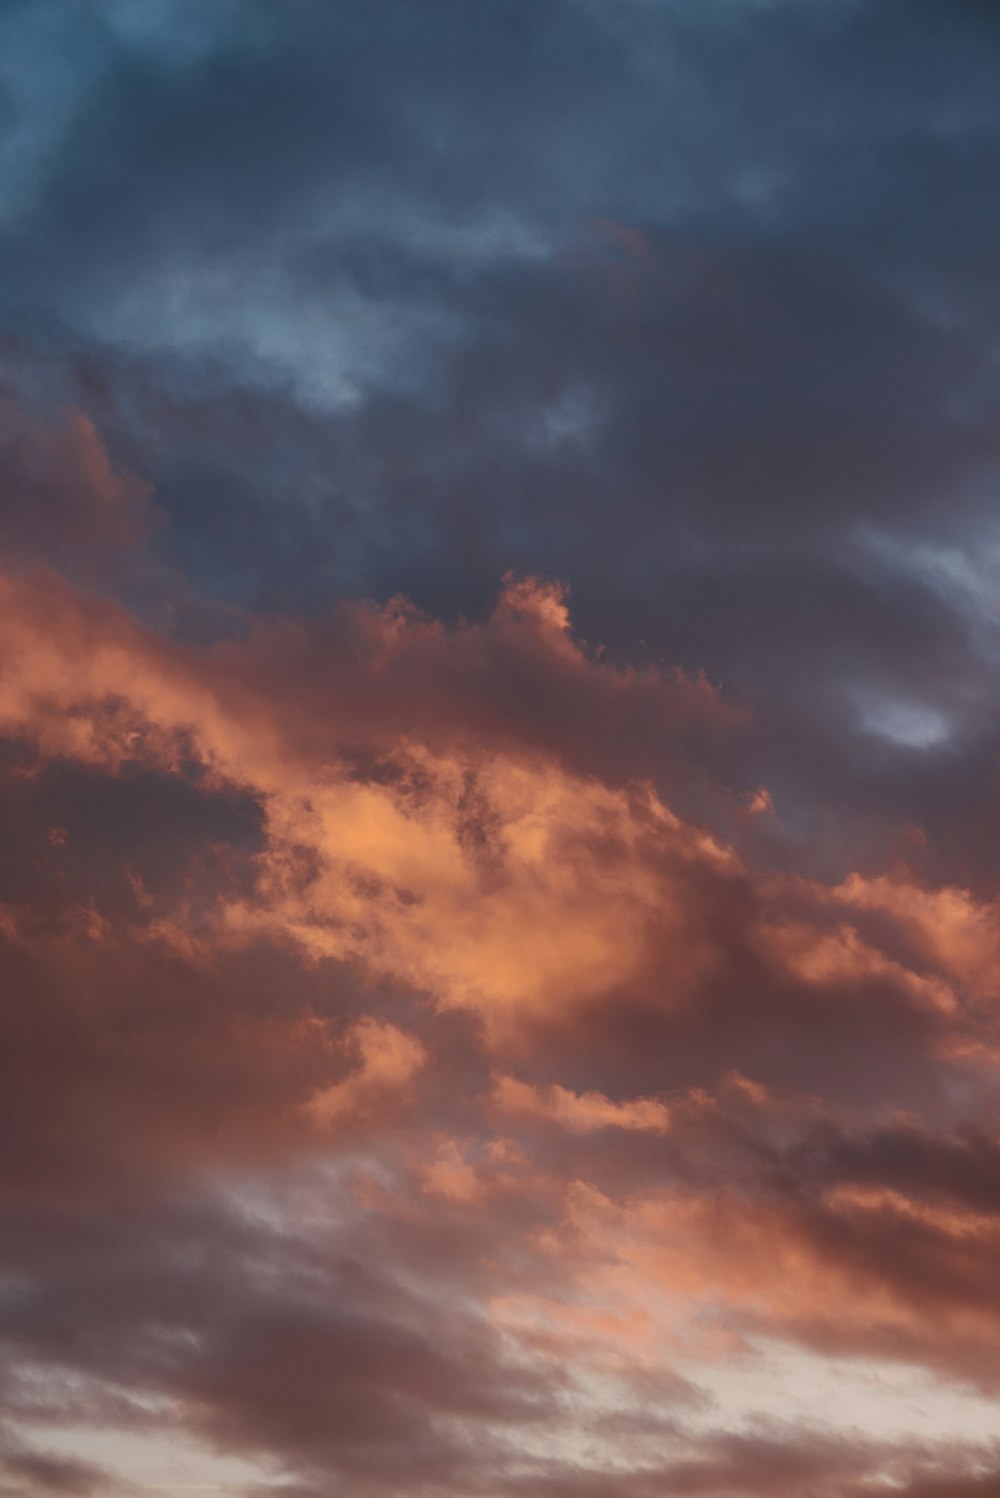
(2, 4, 1000, 1495)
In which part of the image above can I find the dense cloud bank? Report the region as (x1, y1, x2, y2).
(3, 2, 1000, 1494)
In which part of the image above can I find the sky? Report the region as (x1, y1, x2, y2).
(3, 1, 1000, 1494)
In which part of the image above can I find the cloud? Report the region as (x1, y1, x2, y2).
(492, 1075, 673, 1134)
(305, 1019, 426, 1129)
(0, 402, 152, 566)
(5, 3, 1000, 1493)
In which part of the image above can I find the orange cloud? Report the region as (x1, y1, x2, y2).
(306, 1018, 426, 1128)
(492, 1074, 673, 1133)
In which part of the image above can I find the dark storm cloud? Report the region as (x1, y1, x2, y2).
(4, 0, 1000, 870)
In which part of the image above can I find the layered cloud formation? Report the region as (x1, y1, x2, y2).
(3, 2, 1000, 1495)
